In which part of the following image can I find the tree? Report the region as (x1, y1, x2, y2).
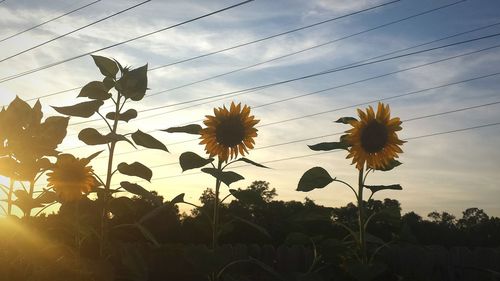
(458, 207, 489, 228)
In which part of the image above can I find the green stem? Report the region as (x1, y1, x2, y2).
(212, 160, 223, 250)
(26, 179, 35, 217)
(357, 166, 367, 264)
(99, 92, 122, 258)
(7, 178, 14, 216)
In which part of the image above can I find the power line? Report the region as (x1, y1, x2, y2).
(0, 0, 151, 63)
(18, 0, 468, 103)
(0, 0, 102, 43)
(128, 32, 500, 115)
(0, 0, 255, 83)
(147, 0, 402, 72)
(60, 71, 500, 155)
(126, 120, 500, 183)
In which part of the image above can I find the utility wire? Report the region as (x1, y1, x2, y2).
(0, 0, 102, 43)
(61, 71, 500, 154)
(128, 32, 500, 115)
(0, 0, 254, 83)
(122, 120, 500, 182)
(17, 0, 467, 102)
(0, 0, 151, 63)
(147, 0, 402, 72)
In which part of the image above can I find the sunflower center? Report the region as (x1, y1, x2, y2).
(360, 120, 388, 153)
(216, 116, 245, 147)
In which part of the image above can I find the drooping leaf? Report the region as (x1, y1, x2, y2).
(135, 223, 160, 246)
(297, 167, 334, 192)
(78, 128, 109, 145)
(377, 159, 402, 171)
(117, 64, 148, 101)
(235, 157, 269, 168)
(335, 116, 357, 125)
(118, 162, 152, 182)
(107, 133, 136, 148)
(52, 100, 104, 118)
(109, 197, 135, 217)
(120, 181, 151, 198)
(131, 130, 168, 152)
(229, 189, 264, 205)
(106, 109, 137, 122)
(179, 152, 213, 172)
(170, 193, 185, 204)
(103, 76, 115, 89)
(308, 141, 349, 151)
(92, 55, 119, 78)
(163, 124, 202, 135)
(78, 81, 112, 100)
(364, 184, 402, 194)
(201, 168, 244, 186)
(231, 215, 271, 239)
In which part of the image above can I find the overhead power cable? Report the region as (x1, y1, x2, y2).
(64, 41, 500, 135)
(119, 120, 500, 183)
(0, 0, 102, 43)
(0, 0, 151, 63)
(0, 0, 254, 83)
(15, 0, 466, 102)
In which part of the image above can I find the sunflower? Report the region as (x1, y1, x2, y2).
(46, 154, 95, 202)
(345, 102, 405, 170)
(200, 102, 259, 162)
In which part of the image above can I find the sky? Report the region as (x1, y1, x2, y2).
(0, 0, 499, 218)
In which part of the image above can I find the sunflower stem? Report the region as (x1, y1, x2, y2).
(212, 160, 223, 250)
(7, 178, 14, 216)
(357, 166, 368, 264)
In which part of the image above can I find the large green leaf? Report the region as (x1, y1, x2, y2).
(78, 81, 112, 100)
(364, 184, 402, 194)
(39, 116, 69, 146)
(179, 151, 213, 172)
(163, 124, 202, 135)
(235, 157, 269, 168)
(308, 141, 349, 151)
(118, 162, 152, 182)
(52, 100, 104, 118)
(106, 109, 137, 122)
(78, 128, 109, 145)
(92, 55, 118, 78)
(120, 181, 151, 198)
(297, 167, 334, 192)
(201, 168, 244, 186)
(131, 130, 168, 152)
(117, 64, 148, 101)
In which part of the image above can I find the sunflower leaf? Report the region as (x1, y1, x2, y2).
(52, 100, 104, 118)
(377, 159, 402, 171)
(78, 81, 112, 100)
(92, 55, 119, 78)
(235, 157, 269, 169)
(364, 184, 402, 194)
(139, 193, 185, 224)
(163, 124, 202, 135)
(78, 128, 109, 145)
(116, 64, 148, 101)
(179, 152, 213, 172)
(335, 117, 357, 124)
(201, 168, 244, 186)
(131, 130, 168, 152)
(118, 162, 153, 182)
(120, 181, 152, 198)
(82, 150, 104, 165)
(297, 167, 334, 192)
(106, 109, 138, 122)
(229, 189, 264, 205)
(308, 141, 349, 151)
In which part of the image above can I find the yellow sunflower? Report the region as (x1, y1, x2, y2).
(46, 154, 95, 202)
(345, 102, 405, 170)
(200, 102, 259, 162)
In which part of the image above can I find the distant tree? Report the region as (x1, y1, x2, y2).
(457, 207, 489, 228)
(245, 180, 277, 203)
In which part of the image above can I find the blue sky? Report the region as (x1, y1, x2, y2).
(1, 0, 500, 217)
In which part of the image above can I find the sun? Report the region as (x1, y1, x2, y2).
(199, 102, 259, 162)
(345, 102, 405, 170)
